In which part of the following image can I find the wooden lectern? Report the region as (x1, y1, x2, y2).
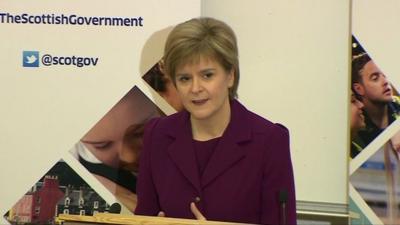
(58, 213, 252, 225)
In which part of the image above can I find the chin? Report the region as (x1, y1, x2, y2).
(375, 96, 393, 103)
(191, 113, 211, 121)
(384, 96, 394, 102)
(189, 110, 212, 121)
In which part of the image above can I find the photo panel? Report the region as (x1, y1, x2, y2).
(142, 60, 183, 112)
(69, 85, 164, 212)
(350, 137, 400, 224)
(4, 160, 110, 225)
(349, 197, 373, 225)
(350, 35, 400, 159)
(349, 183, 383, 225)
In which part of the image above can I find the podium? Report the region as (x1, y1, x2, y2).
(57, 213, 251, 225)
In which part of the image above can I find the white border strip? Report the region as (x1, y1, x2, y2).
(349, 183, 383, 225)
(350, 116, 400, 174)
(62, 151, 133, 214)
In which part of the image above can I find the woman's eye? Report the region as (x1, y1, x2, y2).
(177, 75, 190, 83)
(203, 73, 213, 79)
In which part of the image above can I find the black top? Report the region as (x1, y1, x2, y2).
(359, 99, 400, 147)
(193, 137, 221, 177)
(79, 156, 137, 193)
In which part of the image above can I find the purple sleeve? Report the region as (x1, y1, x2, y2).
(134, 118, 161, 216)
(261, 125, 296, 225)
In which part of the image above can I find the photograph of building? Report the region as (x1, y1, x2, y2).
(5, 160, 109, 225)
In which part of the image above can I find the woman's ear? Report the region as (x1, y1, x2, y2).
(227, 69, 235, 88)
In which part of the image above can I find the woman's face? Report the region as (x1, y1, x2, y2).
(81, 89, 159, 171)
(174, 56, 234, 121)
(350, 93, 365, 136)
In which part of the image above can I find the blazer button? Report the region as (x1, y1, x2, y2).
(195, 197, 201, 203)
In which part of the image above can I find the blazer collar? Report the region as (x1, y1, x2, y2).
(166, 100, 252, 191)
(166, 100, 252, 141)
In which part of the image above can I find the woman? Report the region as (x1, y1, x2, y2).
(350, 91, 365, 158)
(135, 17, 296, 225)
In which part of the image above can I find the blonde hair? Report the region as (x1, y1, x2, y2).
(163, 17, 239, 99)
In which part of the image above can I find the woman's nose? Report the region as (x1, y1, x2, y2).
(190, 77, 203, 93)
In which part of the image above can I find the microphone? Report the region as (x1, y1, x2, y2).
(109, 203, 122, 214)
(279, 189, 288, 225)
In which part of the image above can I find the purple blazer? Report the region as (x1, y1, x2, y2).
(135, 100, 296, 225)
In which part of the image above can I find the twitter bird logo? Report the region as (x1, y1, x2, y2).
(23, 51, 39, 67)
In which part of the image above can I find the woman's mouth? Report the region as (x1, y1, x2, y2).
(192, 99, 208, 105)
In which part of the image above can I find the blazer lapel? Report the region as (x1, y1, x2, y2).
(201, 100, 251, 188)
(166, 112, 202, 193)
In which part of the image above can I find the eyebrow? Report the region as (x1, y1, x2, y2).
(176, 68, 216, 76)
(201, 68, 215, 72)
(176, 73, 190, 77)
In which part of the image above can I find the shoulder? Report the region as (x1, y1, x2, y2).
(250, 111, 289, 148)
(391, 96, 400, 109)
(393, 95, 400, 104)
(387, 96, 400, 117)
(144, 110, 188, 137)
(233, 100, 289, 137)
(234, 102, 292, 168)
(249, 110, 287, 133)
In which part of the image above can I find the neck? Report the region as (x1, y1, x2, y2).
(191, 100, 231, 141)
(364, 100, 388, 129)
